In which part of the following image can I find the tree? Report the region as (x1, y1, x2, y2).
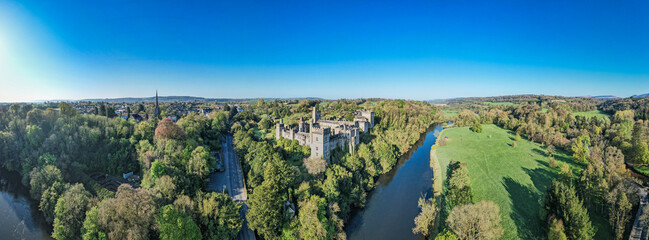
(571, 136, 591, 164)
(248, 181, 283, 239)
(197, 192, 243, 240)
(413, 196, 438, 237)
(609, 192, 632, 240)
(446, 200, 503, 240)
(40, 181, 69, 223)
(298, 195, 331, 240)
(547, 145, 555, 157)
(435, 229, 459, 240)
(82, 206, 107, 240)
(59, 102, 77, 117)
(97, 184, 156, 240)
(447, 164, 472, 207)
(52, 184, 92, 240)
(471, 122, 483, 133)
(549, 157, 558, 168)
(154, 118, 185, 141)
(548, 219, 568, 240)
(187, 146, 210, 180)
(29, 165, 64, 200)
(544, 181, 594, 240)
(630, 121, 649, 164)
(156, 205, 202, 240)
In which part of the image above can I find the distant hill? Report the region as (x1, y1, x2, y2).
(632, 93, 649, 98)
(587, 95, 618, 99)
(77, 96, 323, 103)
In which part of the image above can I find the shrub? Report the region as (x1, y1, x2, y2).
(512, 141, 517, 148)
(549, 157, 558, 168)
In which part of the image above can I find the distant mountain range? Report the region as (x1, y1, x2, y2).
(632, 93, 649, 98)
(581, 95, 618, 99)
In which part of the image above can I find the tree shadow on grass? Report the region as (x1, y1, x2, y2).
(503, 176, 544, 240)
(531, 148, 547, 157)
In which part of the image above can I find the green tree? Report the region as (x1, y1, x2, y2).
(40, 181, 69, 223)
(412, 196, 439, 237)
(197, 192, 243, 240)
(97, 184, 156, 240)
(571, 136, 591, 164)
(156, 205, 202, 240)
(248, 181, 283, 239)
(609, 192, 632, 240)
(29, 165, 64, 200)
(447, 164, 472, 207)
(52, 184, 92, 240)
(544, 181, 595, 240)
(59, 102, 77, 117)
(548, 219, 568, 240)
(298, 195, 332, 240)
(471, 122, 483, 133)
(81, 206, 107, 240)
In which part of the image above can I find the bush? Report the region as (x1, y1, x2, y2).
(471, 122, 483, 133)
(512, 141, 517, 148)
(549, 157, 558, 168)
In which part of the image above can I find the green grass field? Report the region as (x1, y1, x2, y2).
(442, 109, 458, 118)
(573, 110, 610, 119)
(435, 125, 612, 240)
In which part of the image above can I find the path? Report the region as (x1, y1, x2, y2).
(207, 136, 255, 240)
(629, 185, 647, 240)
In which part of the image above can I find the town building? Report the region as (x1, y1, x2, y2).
(276, 107, 374, 161)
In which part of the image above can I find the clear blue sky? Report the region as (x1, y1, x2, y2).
(1, 0, 648, 102)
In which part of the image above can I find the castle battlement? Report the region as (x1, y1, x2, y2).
(276, 107, 374, 161)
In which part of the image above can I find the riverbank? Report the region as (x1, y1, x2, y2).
(346, 123, 444, 239)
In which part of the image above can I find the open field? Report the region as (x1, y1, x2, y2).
(442, 109, 458, 118)
(574, 110, 611, 119)
(434, 124, 612, 239)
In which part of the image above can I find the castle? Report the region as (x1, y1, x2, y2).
(276, 107, 374, 161)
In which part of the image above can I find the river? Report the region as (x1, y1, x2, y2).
(346, 123, 444, 240)
(0, 168, 53, 240)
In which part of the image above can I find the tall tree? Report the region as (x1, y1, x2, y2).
(446, 200, 503, 240)
(156, 205, 202, 240)
(52, 184, 92, 240)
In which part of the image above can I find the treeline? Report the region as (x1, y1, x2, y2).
(0, 103, 245, 240)
(229, 99, 444, 239)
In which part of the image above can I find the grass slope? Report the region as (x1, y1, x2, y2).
(435, 124, 612, 240)
(574, 110, 610, 119)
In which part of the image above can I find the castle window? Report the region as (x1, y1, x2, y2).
(316, 137, 319, 141)
(316, 147, 318, 151)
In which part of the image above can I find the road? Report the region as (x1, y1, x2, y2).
(207, 136, 255, 240)
(629, 185, 647, 240)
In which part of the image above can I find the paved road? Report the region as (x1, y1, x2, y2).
(207, 136, 255, 240)
(629, 186, 647, 240)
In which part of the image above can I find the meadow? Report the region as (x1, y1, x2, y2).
(573, 110, 611, 119)
(434, 124, 612, 239)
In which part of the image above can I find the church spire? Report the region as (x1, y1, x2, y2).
(154, 90, 160, 118)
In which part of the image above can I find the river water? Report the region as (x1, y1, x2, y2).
(0, 168, 53, 240)
(346, 123, 444, 240)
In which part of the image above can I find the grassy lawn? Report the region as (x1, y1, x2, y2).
(253, 126, 274, 140)
(443, 109, 458, 118)
(573, 110, 610, 119)
(435, 124, 612, 240)
(633, 166, 649, 177)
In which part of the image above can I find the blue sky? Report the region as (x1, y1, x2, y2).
(1, 0, 648, 102)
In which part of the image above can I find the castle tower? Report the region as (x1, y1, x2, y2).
(276, 118, 284, 140)
(312, 107, 320, 123)
(298, 117, 305, 132)
(154, 90, 160, 118)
